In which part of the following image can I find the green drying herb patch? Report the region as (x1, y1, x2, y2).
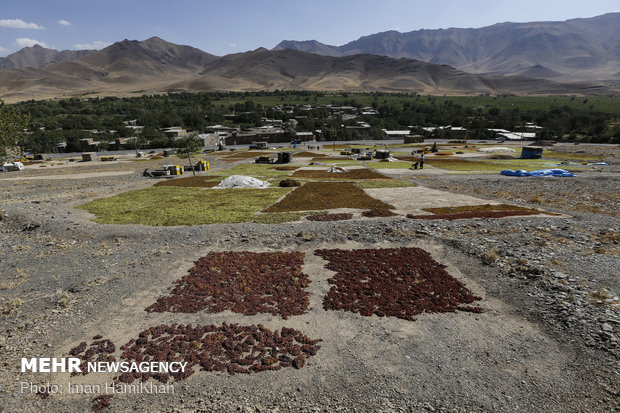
(153, 176, 223, 188)
(264, 182, 393, 212)
(355, 179, 414, 188)
(292, 168, 388, 180)
(80, 186, 290, 225)
(424, 159, 506, 171)
(542, 150, 603, 162)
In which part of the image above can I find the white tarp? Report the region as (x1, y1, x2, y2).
(477, 147, 516, 153)
(215, 175, 270, 188)
(2, 162, 25, 171)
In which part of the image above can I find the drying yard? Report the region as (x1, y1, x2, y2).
(0, 141, 618, 412)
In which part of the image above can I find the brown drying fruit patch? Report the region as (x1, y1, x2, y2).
(293, 151, 324, 157)
(422, 203, 542, 215)
(407, 210, 540, 220)
(153, 176, 222, 188)
(292, 168, 388, 180)
(146, 251, 309, 319)
(273, 166, 299, 171)
(70, 325, 320, 411)
(314, 247, 482, 320)
(362, 209, 399, 218)
(91, 395, 113, 412)
(117, 324, 320, 381)
(68, 335, 116, 376)
(307, 213, 353, 222)
(264, 182, 394, 213)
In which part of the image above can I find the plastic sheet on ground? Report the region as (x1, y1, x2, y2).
(477, 147, 516, 153)
(501, 168, 576, 177)
(215, 175, 271, 188)
(327, 166, 349, 173)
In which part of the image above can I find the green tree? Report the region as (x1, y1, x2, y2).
(0, 100, 30, 163)
(175, 133, 203, 176)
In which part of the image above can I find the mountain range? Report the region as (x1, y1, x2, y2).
(0, 45, 95, 70)
(274, 13, 620, 82)
(0, 13, 618, 102)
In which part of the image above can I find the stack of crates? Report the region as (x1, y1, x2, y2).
(164, 165, 184, 175)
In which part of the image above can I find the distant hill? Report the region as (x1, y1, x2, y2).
(177, 49, 580, 94)
(273, 13, 620, 81)
(0, 45, 94, 70)
(0, 37, 615, 102)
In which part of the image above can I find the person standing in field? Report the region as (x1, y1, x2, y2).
(419, 153, 425, 169)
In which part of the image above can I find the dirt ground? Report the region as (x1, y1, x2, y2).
(0, 145, 618, 412)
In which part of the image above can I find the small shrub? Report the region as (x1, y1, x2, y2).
(279, 179, 301, 187)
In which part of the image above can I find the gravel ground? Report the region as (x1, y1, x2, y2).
(0, 149, 618, 413)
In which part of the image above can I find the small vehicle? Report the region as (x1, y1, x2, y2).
(249, 141, 268, 150)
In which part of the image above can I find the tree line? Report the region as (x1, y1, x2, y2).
(7, 92, 619, 153)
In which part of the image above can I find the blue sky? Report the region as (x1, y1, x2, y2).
(0, 0, 618, 57)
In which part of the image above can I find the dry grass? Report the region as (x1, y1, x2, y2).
(0, 298, 23, 317)
(264, 182, 394, 212)
(482, 249, 500, 265)
(0, 268, 29, 290)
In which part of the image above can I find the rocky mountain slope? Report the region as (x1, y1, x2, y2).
(273, 13, 620, 81)
(0, 35, 615, 102)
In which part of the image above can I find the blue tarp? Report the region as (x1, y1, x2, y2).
(501, 168, 576, 177)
